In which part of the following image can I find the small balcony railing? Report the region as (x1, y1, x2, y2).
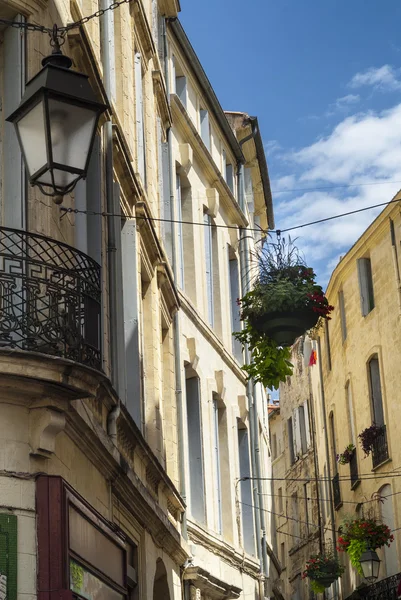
(350, 448, 360, 489)
(332, 472, 342, 509)
(345, 572, 401, 599)
(372, 425, 389, 469)
(0, 226, 101, 370)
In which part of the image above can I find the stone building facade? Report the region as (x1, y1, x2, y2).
(269, 339, 322, 600)
(316, 197, 401, 599)
(0, 1, 277, 600)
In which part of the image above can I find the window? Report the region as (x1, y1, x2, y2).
(304, 483, 310, 534)
(225, 163, 234, 194)
(200, 109, 210, 151)
(228, 247, 242, 362)
(368, 356, 385, 426)
(158, 119, 173, 264)
(186, 373, 205, 523)
(329, 413, 338, 473)
(176, 173, 184, 289)
(299, 406, 307, 455)
(2, 17, 27, 230)
(358, 257, 375, 316)
(173, 57, 187, 108)
(278, 487, 283, 513)
(238, 423, 255, 555)
(346, 382, 356, 444)
(291, 494, 300, 540)
(135, 52, 146, 186)
(280, 542, 286, 568)
(271, 433, 277, 460)
(204, 212, 214, 325)
(339, 290, 347, 341)
(288, 417, 295, 465)
(325, 319, 332, 371)
(212, 397, 222, 533)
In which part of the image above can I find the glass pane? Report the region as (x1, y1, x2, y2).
(37, 169, 78, 189)
(70, 560, 124, 600)
(48, 98, 97, 170)
(16, 100, 47, 177)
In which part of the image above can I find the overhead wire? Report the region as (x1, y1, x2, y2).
(59, 195, 401, 237)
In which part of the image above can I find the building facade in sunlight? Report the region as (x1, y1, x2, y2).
(275, 196, 401, 599)
(0, 1, 278, 599)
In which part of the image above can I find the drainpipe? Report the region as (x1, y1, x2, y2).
(237, 161, 262, 566)
(317, 337, 338, 599)
(163, 17, 187, 541)
(307, 362, 324, 555)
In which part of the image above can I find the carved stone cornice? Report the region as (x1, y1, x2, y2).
(158, 0, 180, 17)
(132, 0, 156, 62)
(187, 520, 260, 578)
(183, 566, 241, 600)
(153, 70, 172, 128)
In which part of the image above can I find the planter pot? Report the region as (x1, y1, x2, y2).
(310, 575, 337, 588)
(250, 309, 319, 347)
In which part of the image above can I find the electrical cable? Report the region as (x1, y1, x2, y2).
(271, 180, 401, 195)
(59, 195, 401, 237)
(240, 470, 401, 483)
(257, 488, 401, 505)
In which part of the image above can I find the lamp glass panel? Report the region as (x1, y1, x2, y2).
(16, 100, 47, 177)
(37, 169, 78, 189)
(48, 98, 97, 170)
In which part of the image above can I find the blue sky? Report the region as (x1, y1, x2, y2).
(181, 1, 401, 282)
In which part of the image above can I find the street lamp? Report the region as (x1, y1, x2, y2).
(359, 549, 381, 583)
(6, 26, 107, 201)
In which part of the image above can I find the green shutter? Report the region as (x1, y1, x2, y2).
(0, 514, 17, 600)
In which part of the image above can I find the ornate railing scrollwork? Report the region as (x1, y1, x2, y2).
(0, 226, 102, 370)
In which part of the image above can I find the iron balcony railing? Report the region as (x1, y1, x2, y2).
(0, 226, 101, 370)
(350, 448, 360, 489)
(372, 425, 389, 469)
(345, 573, 401, 599)
(332, 472, 342, 509)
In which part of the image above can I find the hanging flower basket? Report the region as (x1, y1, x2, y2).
(337, 444, 356, 465)
(358, 423, 385, 457)
(337, 518, 394, 574)
(233, 237, 333, 388)
(302, 552, 345, 594)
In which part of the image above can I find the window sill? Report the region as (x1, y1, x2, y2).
(372, 456, 392, 471)
(351, 479, 361, 491)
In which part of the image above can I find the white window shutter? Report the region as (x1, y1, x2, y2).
(176, 174, 184, 288)
(293, 409, 301, 457)
(204, 213, 214, 326)
(135, 52, 145, 184)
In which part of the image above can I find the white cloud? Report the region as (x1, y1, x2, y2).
(274, 103, 401, 284)
(348, 65, 401, 91)
(264, 139, 282, 157)
(324, 94, 360, 117)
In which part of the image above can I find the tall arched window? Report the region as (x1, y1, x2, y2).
(368, 356, 385, 426)
(379, 484, 398, 577)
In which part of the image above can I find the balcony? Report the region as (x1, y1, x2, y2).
(350, 448, 360, 489)
(332, 472, 342, 509)
(345, 573, 401, 599)
(0, 226, 101, 371)
(372, 425, 389, 469)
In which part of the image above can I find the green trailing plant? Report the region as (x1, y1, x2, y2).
(233, 324, 293, 388)
(337, 444, 356, 465)
(233, 237, 333, 385)
(337, 518, 394, 573)
(310, 580, 328, 594)
(70, 561, 84, 592)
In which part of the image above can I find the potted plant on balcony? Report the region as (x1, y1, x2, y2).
(233, 237, 333, 387)
(337, 517, 394, 574)
(358, 423, 385, 457)
(337, 444, 356, 465)
(302, 550, 345, 593)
